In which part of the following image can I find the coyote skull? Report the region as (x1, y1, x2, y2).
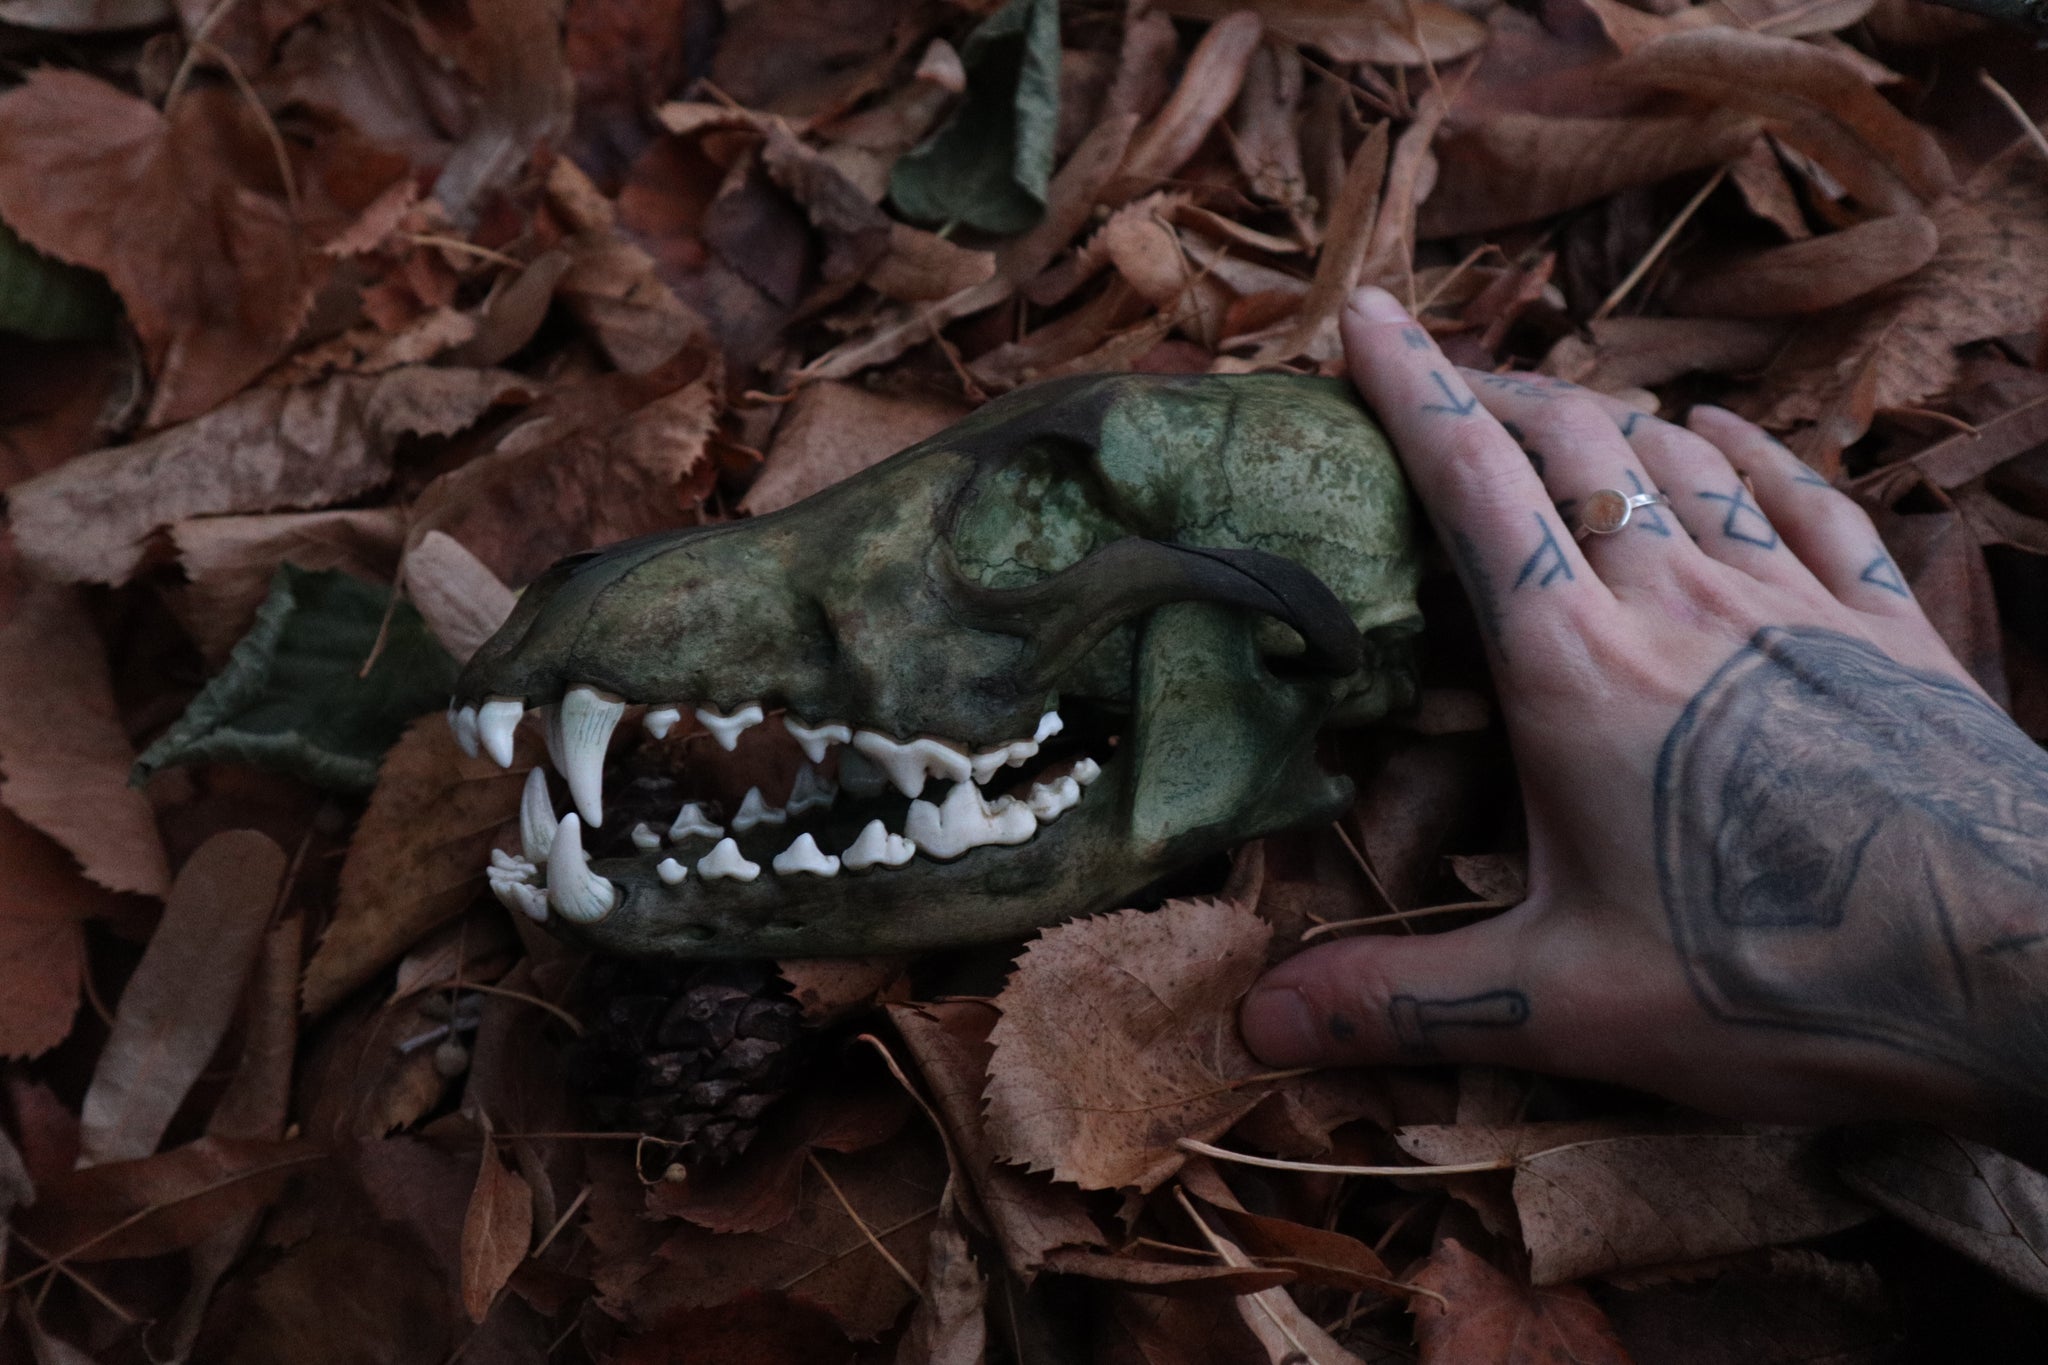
(449, 373, 1420, 959)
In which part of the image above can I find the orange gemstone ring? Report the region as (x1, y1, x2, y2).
(1574, 487, 1671, 540)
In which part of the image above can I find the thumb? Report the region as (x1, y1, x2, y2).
(1240, 912, 1548, 1069)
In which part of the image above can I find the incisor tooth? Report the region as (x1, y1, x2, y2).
(520, 768, 556, 865)
(545, 814, 619, 923)
(450, 704, 481, 758)
(698, 837, 760, 882)
(786, 764, 837, 814)
(490, 878, 549, 923)
(783, 716, 852, 764)
(696, 703, 765, 751)
(554, 686, 625, 827)
(479, 699, 524, 768)
(842, 819, 917, 871)
(667, 802, 724, 842)
(656, 857, 688, 885)
(731, 787, 786, 833)
(772, 832, 840, 878)
(489, 848, 536, 879)
(643, 706, 683, 740)
(630, 822, 663, 851)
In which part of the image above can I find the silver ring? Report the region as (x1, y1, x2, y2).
(1574, 488, 1671, 540)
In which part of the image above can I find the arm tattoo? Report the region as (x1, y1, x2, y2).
(1696, 484, 1778, 549)
(1655, 627, 2048, 1106)
(1858, 552, 1910, 598)
(1512, 513, 1574, 589)
(1420, 371, 1479, 417)
(1389, 989, 1531, 1057)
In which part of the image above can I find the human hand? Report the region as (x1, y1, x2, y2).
(1240, 287, 2048, 1153)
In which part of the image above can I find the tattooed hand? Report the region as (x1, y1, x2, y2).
(1240, 287, 2048, 1158)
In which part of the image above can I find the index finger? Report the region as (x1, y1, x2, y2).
(1339, 289, 1607, 659)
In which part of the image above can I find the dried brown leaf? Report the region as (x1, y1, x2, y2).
(985, 898, 1277, 1192)
(1108, 12, 1264, 204)
(741, 382, 971, 517)
(78, 831, 287, 1166)
(1839, 1125, 2048, 1302)
(403, 530, 516, 665)
(868, 223, 998, 304)
(0, 810, 111, 1058)
(1670, 213, 1939, 317)
(302, 718, 532, 1015)
(1541, 316, 1787, 394)
(893, 1203, 988, 1365)
(7, 366, 527, 586)
(1409, 1239, 1634, 1365)
(169, 509, 405, 665)
(460, 1137, 533, 1322)
(0, 584, 169, 896)
(1161, 0, 1484, 64)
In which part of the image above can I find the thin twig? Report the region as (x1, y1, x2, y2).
(1329, 821, 1403, 926)
(1302, 900, 1511, 941)
(405, 233, 527, 270)
(1591, 165, 1729, 323)
(806, 1152, 923, 1297)
(1980, 71, 2048, 165)
(164, 0, 248, 108)
(196, 39, 301, 222)
(5, 1230, 141, 1324)
(530, 1184, 592, 1260)
(1177, 1137, 1514, 1177)
(457, 980, 585, 1035)
(1174, 1190, 1316, 1360)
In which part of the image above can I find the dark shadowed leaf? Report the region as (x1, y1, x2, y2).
(1410, 1239, 1634, 1365)
(1839, 1124, 2048, 1302)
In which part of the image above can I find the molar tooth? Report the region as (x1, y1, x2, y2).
(1034, 710, 1063, 743)
(556, 686, 625, 827)
(666, 802, 724, 843)
(697, 837, 760, 882)
(656, 857, 688, 885)
(841, 819, 916, 871)
(479, 699, 524, 768)
(772, 832, 841, 878)
(490, 878, 549, 923)
(1072, 756, 1102, 786)
(643, 706, 683, 740)
(630, 822, 663, 851)
(731, 787, 787, 833)
(786, 763, 837, 815)
(696, 702, 765, 751)
(520, 768, 556, 865)
(851, 732, 972, 798)
(545, 814, 619, 923)
(1028, 775, 1082, 822)
(903, 799, 949, 856)
(450, 704, 481, 758)
(783, 716, 852, 764)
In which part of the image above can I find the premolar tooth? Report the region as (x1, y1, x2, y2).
(1034, 710, 1063, 743)
(841, 819, 915, 870)
(490, 877, 548, 923)
(786, 764, 837, 815)
(479, 699, 524, 768)
(450, 704, 481, 758)
(545, 814, 619, 923)
(630, 822, 663, 851)
(1028, 775, 1082, 822)
(698, 837, 760, 882)
(643, 706, 683, 740)
(520, 768, 556, 865)
(772, 832, 841, 878)
(731, 787, 787, 833)
(555, 686, 625, 827)
(1072, 756, 1102, 786)
(667, 802, 724, 842)
(696, 703, 765, 751)
(784, 716, 852, 764)
(851, 732, 972, 798)
(971, 738, 1038, 784)
(656, 857, 688, 885)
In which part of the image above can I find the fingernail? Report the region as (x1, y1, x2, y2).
(1240, 985, 1322, 1066)
(1345, 286, 1410, 324)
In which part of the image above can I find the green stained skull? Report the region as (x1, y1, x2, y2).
(451, 373, 1421, 958)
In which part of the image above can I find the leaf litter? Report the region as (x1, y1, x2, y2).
(0, 0, 2045, 1359)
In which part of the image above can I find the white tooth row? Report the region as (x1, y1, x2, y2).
(487, 755, 1102, 924)
(449, 691, 1065, 826)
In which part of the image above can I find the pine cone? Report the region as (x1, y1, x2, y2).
(571, 957, 807, 1168)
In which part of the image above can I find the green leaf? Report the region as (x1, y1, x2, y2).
(0, 215, 115, 341)
(134, 565, 459, 794)
(887, 0, 1061, 236)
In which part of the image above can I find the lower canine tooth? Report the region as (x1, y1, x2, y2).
(667, 802, 724, 842)
(643, 706, 683, 740)
(656, 857, 688, 885)
(697, 703, 765, 751)
(784, 716, 852, 764)
(698, 837, 760, 882)
(450, 704, 481, 758)
(630, 822, 663, 851)
(842, 819, 915, 870)
(731, 787, 787, 833)
(520, 768, 556, 864)
(545, 813, 619, 923)
(478, 699, 523, 767)
(772, 833, 840, 877)
(555, 686, 625, 827)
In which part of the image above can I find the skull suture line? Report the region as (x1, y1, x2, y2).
(448, 373, 1422, 959)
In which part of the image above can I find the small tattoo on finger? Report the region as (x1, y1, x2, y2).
(1421, 371, 1479, 417)
(1859, 552, 1910, 598)
(1513, 513, 1574, 589)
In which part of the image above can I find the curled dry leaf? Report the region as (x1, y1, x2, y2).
(984, 897, 1277, 1192)
(0, 584, 169, 896)
(892, 1202, 988, 1365)
(460, 1135, 533, 1322)
(6, 365, 528, 586)
(301, 717, 533, 1015)
(1409, 1239, 1634, 1365)
(78, 830, 287, 1167)
(1105, 11, 1264, 203)
(1669, 212, 1939, 317)
(0, 72, 321, 426)
(1541, 316, 1787, 394)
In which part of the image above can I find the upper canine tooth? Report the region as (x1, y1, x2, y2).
(786, 764, 837, 814)
(630, 822, 663, 851)
(667, 802, 724, 842)
(450, 704, 481, 758)
(1072, 756, 1102, 786)
(772, 832, 840, 878)
(520, 767, 556, 864)
(479, 699, 524, 768)
(784, 716, 852, 764)
(851, 732, 971, 798)
(1034, 710, 1063, 743)
(643, 706, 683, 740)
(731, 787, 787, 833)
(698, 837, 760, 882)
(696, 703, 765, 751)
(556, 686, 625, 827)
(545, 814, 619, 923)
(656, 857, 688, 885)
(841, 819, 914, 870)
